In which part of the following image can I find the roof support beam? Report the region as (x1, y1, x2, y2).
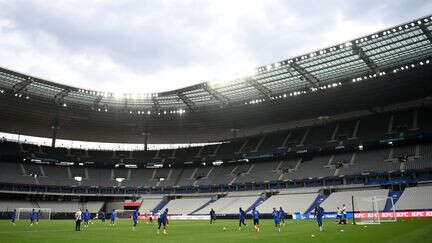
(152, 96, 161, 111)
(177, 92, 197, 112)
(352, 43, 379, 73)
(246, 77, 273, 99)
(201, 83, 230, 105)
(54, 89, 70, 104)
(93, 95, 103, 108)
(420, 24, 432, 44)
(12, 78, 33, 94)
(289, 63, 319, 88)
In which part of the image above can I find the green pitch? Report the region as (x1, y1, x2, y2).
(1, 218, 432, 243)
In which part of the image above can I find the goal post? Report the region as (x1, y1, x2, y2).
(114, 209, 137, 220)
(16, 208, 52, 221)
(352, 196, 396, 225)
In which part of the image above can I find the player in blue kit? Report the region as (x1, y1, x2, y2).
(279, 207, 286, 225)
(238, 207, 247, 230)
(132, 209, 139, 230)
(84, 209, 90, 228)
(101, 211, 106, 223)
(314, 205, 325, 231)
(252, 208, 260, 232)
(272, 208, 281, 232)
(157, 208, 168, 235)
(11, 209, 16, 225)
(110, 209, 117, 226)
(29, 209, 35, 226)
(36, 210, 41, 224)
(209, 208, 216, 224)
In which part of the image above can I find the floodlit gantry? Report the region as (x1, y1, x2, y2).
(246, 77, 273, 100)
(12, 77, 33, 94)
(177, 92, 197, 112)
(201, 83, 230, 106)
(289, 62, 319, 88)
(420, 24, 432, 44)
(352, 43, 379, 73)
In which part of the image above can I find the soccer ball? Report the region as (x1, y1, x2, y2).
(311, 234, 315, 237)
(223, 226, 227, 231)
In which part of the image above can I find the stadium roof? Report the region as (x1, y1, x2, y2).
(0, 15, 431, 143)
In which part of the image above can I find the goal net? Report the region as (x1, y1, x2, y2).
(353, 196, 396, 225)
(115, 210, 137, 220)
(16, 208, 52, 221)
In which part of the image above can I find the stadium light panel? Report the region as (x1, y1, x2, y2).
(74, 176, 82, 182)
(115, 177, 125, 183)
(212, 160, 223, 166)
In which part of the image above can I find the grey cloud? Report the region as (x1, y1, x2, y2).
(0, 0, 430, 92)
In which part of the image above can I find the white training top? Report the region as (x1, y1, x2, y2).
(75, 210, 82, 221)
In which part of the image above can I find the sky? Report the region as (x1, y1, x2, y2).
(0, 0, 430, 94)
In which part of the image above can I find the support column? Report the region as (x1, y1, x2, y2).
(51, 113, 60, 148)
(230, 128, 240, 139)
(142, 132, 150, 151)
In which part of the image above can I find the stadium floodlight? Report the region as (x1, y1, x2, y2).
(212, 160, 223, 166)
(125, 164, 137, 168)
(159, 177, 165, 182)
(115, 177, 125, 183)
(74, 176, 82, 182)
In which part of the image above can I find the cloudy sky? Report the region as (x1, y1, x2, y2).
(0, 0, 430, 94)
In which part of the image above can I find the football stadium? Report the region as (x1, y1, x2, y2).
(0, 2, 432, 243)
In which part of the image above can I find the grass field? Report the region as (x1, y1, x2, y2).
(1, 218, 432, 243)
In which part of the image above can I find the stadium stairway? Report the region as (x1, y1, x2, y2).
(246, 196, 268, 213)
(384, 190, 404, 211)
(190, 199, 216, 214)
(153, 197, 170, 214)
(306, 194, 328, 213)
(174, 168, 185, 186)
